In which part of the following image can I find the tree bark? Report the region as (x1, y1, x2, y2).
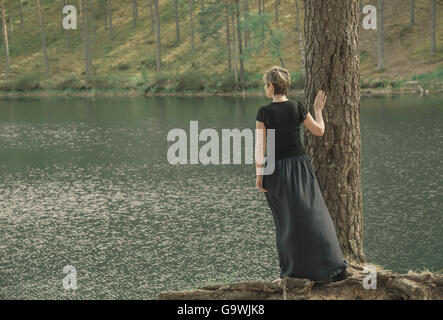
(174, 0, 180, 43)
(19, 0, 23, 24)
(258, 0, 264, 47)
(8, 16, 12, 45)
(275, 0, 279, 27)
(154, 0, 161, 72)
(295, 0, 305, 78)
(36, 0, 49, 77)
(131, 0, 137, 28)
(85, 0, 92, 74)
(231, 8, 238, 84)
(88, 0, 96, 44)
(190, 0, 194, 53)
(103, 0, 107, 30)
(235, 0, 244, 82)
(376, 0, 384, 71)
(150, 0, 155, 34)
(410, 0, 415, 27)
(243, 0, 249, 48)
(107, 0, 113, 39)
(79, 0, 91, 81)
(1, 0, 10, 77)
(303, 0, 365, 263)
(226, 0, 232, 73)
(7, 1, 12, 44)
(430, 0, 436, 56)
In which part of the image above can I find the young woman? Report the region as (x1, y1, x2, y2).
(255, 66, 348, 286)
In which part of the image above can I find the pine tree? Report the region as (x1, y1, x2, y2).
(303, 0, 365, 263)
(36, 0, 50, 77)
(1, 0, 10, 77)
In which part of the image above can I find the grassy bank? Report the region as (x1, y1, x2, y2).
(0, 67, 442, 97)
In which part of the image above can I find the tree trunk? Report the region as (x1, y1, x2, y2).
(190, 0, 194, 53)
(226, 0, 232, 73)
(376, 0, 384, 71)
(174, 0, 180, 43)
(243, 0, 249, 48)
(235, 0, 244, 82)
(430, 0, 436, 56)
(107, 0, 113, 39)
(410, 0, 415, 27)
(8, 16, 12, 45)
(303, 0, 365, 263)
(295, 0, 305, 78)
(88, 0, 96, 44)
(231, 10, 238, 84)
(259, 0, 264, 47)
(86, 0, 92, 69)
(131, 0, 137, 28)
(275, 0, 279, 27)
(154, 0, 161, 72)
(1, 0, 10, 77)
(63, 0, 71, 48)
(103, 0, 107, 30)
(36, 0, 49, 77)
(79, 0, 91, 81)
(19, 0, 23, 24)
(150, 0, 155, 34)
(7, 1, 12, 44)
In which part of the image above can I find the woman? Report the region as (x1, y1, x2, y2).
(255, 66, 348, 286)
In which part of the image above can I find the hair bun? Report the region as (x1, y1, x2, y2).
(263, 66, 291, 96)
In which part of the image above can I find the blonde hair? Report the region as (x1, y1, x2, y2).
(262, 66, 291, 96)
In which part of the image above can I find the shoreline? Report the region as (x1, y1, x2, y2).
(0, 87, 442, 98)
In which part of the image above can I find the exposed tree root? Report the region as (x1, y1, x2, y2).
(158, 262, 443, 300)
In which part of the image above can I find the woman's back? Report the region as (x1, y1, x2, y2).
(256, 99, 308, 160)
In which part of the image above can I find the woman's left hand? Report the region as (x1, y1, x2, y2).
(256, 175, 268, 193)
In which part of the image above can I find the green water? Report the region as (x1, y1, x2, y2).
(0, 95, 442, 299)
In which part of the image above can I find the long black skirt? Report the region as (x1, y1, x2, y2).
(262, 154, 348, 282)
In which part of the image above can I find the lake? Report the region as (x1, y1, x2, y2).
(0, 95, 442, 299)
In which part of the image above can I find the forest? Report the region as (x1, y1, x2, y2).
(0, 0, 441, 94)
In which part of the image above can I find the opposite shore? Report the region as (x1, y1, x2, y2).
(1, 86, 443, 98)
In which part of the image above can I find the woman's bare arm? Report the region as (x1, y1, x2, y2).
(255, 120, 268, 192)
(255, 120, 266, 173)
(302, 90, 327, 137)
(303, 111, 325, 136)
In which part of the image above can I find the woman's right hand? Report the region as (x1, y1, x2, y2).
(314, 90, 327, 111)
(256, 174, 268, 193)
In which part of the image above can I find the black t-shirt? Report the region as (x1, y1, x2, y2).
(256, 99, 308, 160)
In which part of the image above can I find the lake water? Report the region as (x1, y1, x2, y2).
(0, 95, 442, 299)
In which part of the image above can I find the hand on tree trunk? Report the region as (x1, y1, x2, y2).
(314, 90, 327, 112)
